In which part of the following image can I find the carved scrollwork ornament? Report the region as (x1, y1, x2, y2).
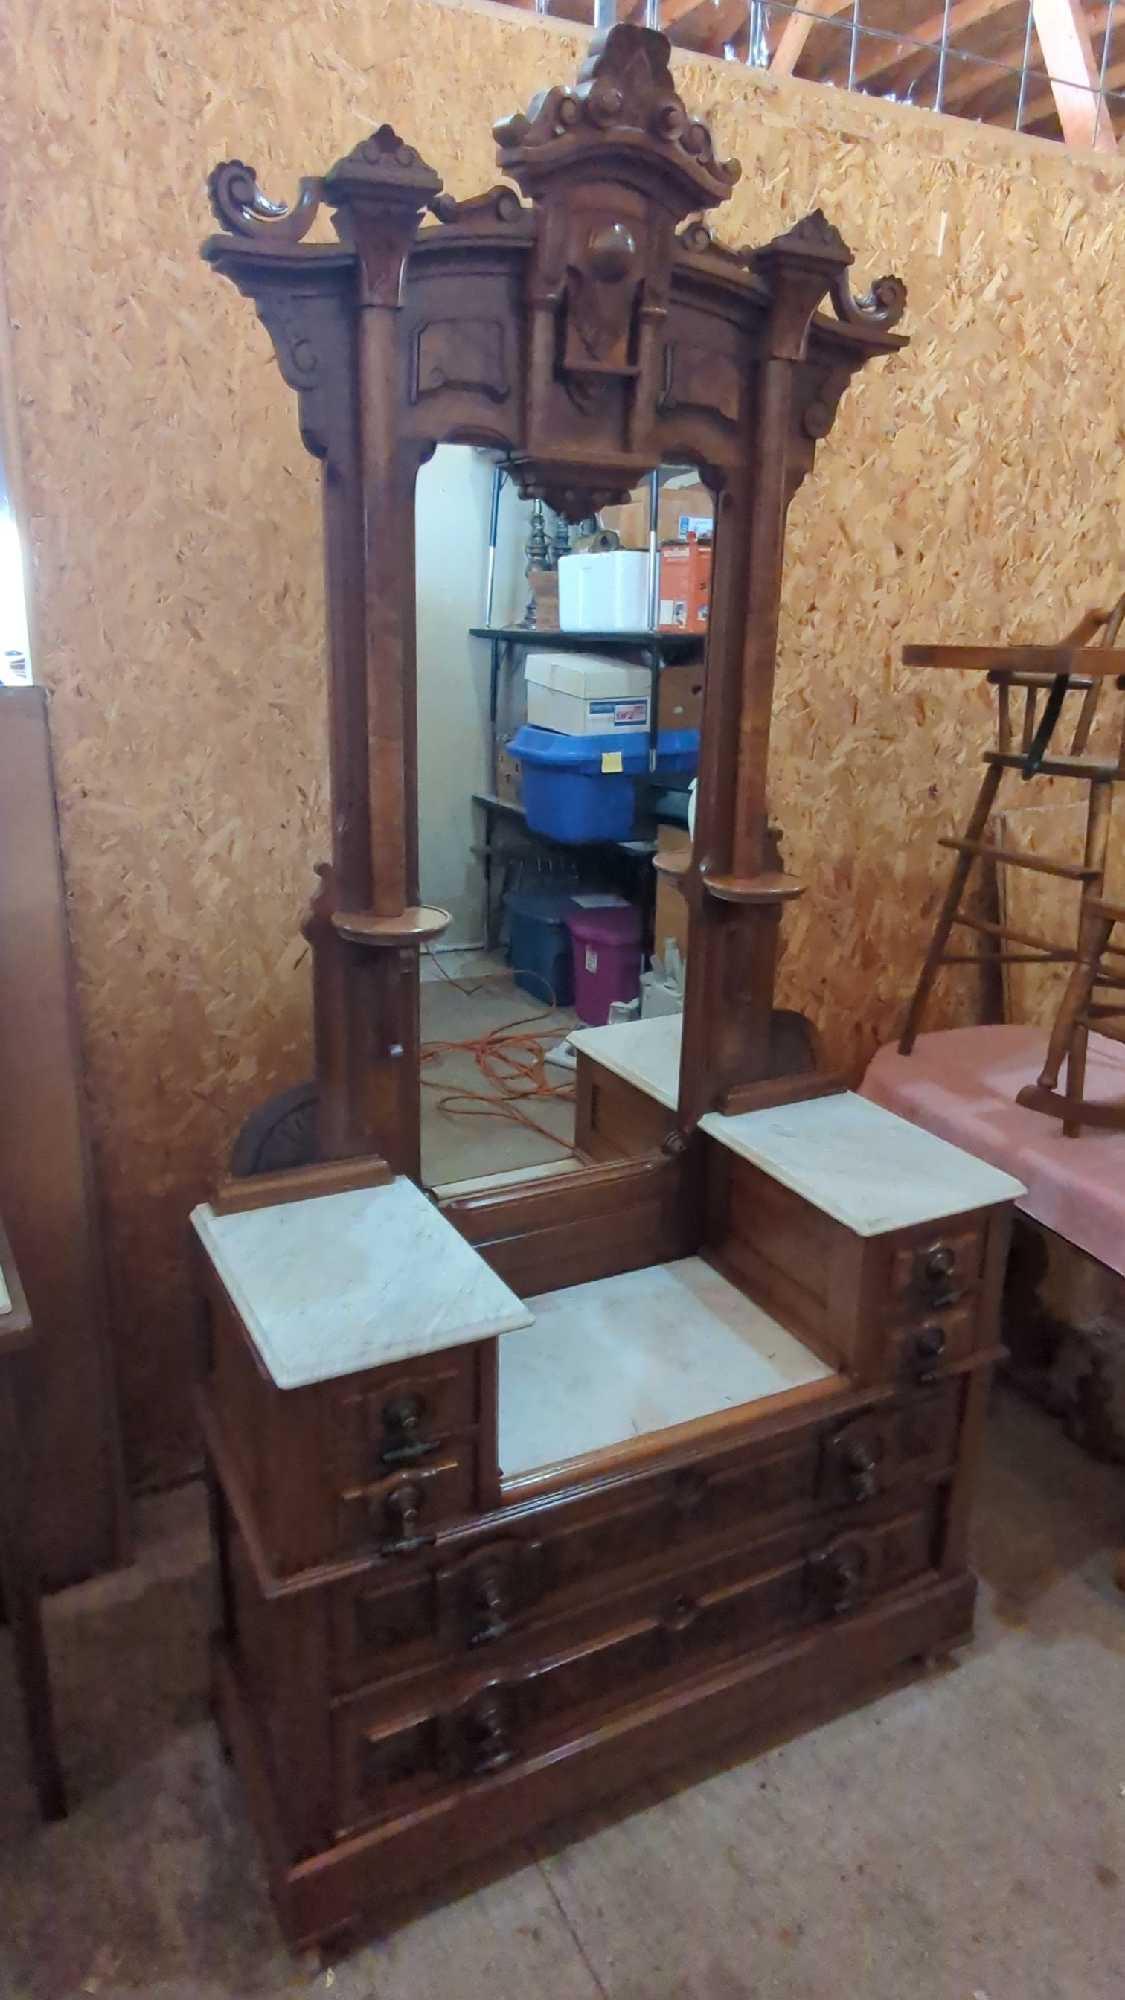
(429, 185, 525, 227)
(207, 159, 323, 242)
(829, 269, 908, 330)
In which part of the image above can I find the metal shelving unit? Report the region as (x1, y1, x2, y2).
(470, 466, 706, 953)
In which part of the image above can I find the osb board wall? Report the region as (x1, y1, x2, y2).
(1, 0, 1122, 1485)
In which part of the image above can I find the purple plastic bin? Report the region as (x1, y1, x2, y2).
(566, 903, 642, 1026)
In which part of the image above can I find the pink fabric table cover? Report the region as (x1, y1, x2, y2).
(861, 1026, 1125, 1278)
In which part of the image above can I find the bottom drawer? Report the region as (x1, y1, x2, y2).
(332, 1490, 943, 1834)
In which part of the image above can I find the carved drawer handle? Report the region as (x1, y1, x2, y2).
(809, 1546, 866, 1617)
(379, 1392, 442, 1469)
(909, 1322, 947, 1384)
(663, 1593, 700, 1636)
(672, 1467, 710, 1516)
(468, 1569, 511, 1648)
(374, 1479, 433, 1556)
(841, 1440, 878, 1503)
(463, 1695, 513, 1776)
(917, 1241, 961, 1309)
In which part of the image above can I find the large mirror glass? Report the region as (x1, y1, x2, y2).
(415, 447, 709, 1189)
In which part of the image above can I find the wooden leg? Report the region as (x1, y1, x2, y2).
(1034, 918, 1107, 1095)
(1062, 1020, 1091, 1139)
(0, 1365, 66, 1820)
(900, 762, 1003, 1054)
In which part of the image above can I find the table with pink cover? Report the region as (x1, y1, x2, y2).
(862, 1025, 1125, 1279)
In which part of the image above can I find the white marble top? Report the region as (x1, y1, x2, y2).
(569, 1013, 683, 1111)
(700, 1091, 1025, 1236)
(192, 1179, 534, 1389)
(499, 1257, 831, 1477)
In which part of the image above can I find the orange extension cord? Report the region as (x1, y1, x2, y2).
(420, 951, 576, 1147)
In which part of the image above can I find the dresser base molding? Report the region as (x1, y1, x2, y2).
(213, 1569, 976, 1952)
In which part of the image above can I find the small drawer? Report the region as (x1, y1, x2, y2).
(334, 1357, 478, 1492)
(335, 1452, 477, 1556)
(887, 1304, 979, 1387)
(886, 1227, 985, 1320)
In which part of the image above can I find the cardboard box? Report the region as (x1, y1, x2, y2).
(658, 539, 711, 634)
(525, 651, 652, 735)
(654, 822, 691, 964)
(658, 660, 705, 731)
(598, 478, 714, 553)
(658, 479, 712, 546)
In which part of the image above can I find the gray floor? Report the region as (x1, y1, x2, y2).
(2, 1388, 1122, 1999)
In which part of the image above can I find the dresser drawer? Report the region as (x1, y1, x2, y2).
(335, 1452, 478, 1556)
(884, 1303, 980, 1387)
(330, 1382, 960, 1691)
(332, 1492, 943, 1833)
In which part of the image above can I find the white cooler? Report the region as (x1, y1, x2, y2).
(524, 652, 651, 735)
(557, 549, 649, 632)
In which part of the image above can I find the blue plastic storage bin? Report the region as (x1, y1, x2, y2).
(509, 725, 649, 843)
(653, 727, 700, 779)
(505, 890, 576, 1005)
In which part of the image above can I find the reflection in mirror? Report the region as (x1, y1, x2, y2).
(414, 448, 709, 1191)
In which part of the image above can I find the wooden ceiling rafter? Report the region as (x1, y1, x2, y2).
(769, 0, 857, 77)
(817, 0, 1014, 90)
(1020, 45, 1125, 124)
(1028, 0, 1118, 147)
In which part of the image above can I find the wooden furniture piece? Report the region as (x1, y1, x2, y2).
(194, 27, 1022, 1950)
(0, 1216, 67, 1821)
(1019, 897, 1125, 1131)
(899, 603, 1125, 1074)
(0, 686, 127, 1585)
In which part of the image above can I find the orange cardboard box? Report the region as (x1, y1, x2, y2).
(658, 538, 711, 634)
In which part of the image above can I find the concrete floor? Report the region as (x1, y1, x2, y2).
(420, 957, 577, 1185)
(1, 1388, 1122, 1999)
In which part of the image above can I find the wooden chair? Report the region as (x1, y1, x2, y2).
(899, 595, 1125, 1066)
(1016, 897, 1125, 1134)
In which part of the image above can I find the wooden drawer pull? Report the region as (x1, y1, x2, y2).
(468, 1568, 511, 1649)
(663, 1593, 700, 1636)
(808, 1545, 867, 1617)
(672, 1467, 710, 1516)
(917, 1241, 961, 1309)
(374, 1480, 434, 1557)
(841, 1440, 878, 1503)
(463, 1694, 514, 1776)
(908, 1322, 947, 1384)
(379, 1393, 442, 1470)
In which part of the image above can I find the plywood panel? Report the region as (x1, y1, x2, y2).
(0, 0, 1122, 1481)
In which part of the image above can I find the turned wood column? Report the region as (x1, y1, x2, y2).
(679, 217, 854, 1126)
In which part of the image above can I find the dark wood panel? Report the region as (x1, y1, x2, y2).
(0, 687, 126, 1585)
